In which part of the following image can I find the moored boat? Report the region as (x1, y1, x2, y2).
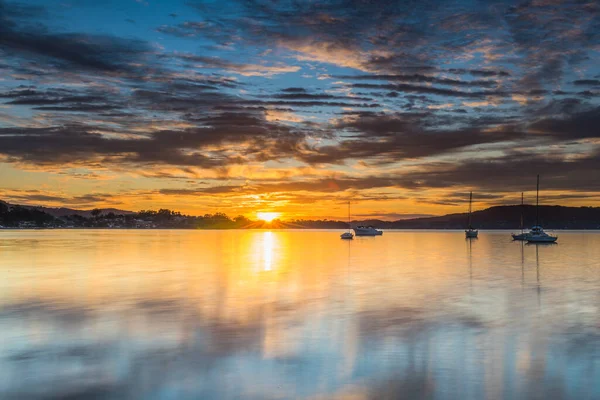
(465, 191, 478, 238)
(526, 175, 557, 244)
(511, 232, 529, 240)
(466, 229, 478, 238)
(526, 226, 557, 243)
(341, 201, 354, 240)
(353, 226, 382, 236)
(512, 192, 528, 241)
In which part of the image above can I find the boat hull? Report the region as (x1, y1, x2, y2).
(527, 236, 557, 243)
(340, 232, 354, 240)
(512, 233, 529, 241)
(465, 230, 478, 238)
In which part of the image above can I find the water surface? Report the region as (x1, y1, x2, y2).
(0, 230, 599, 399)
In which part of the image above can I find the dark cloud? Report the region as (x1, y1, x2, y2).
(281, 87, 307, 93)
(5, 191, 120, 206)
(33, 105, 119, 112)
(449, 68, 511, 77)
(394, 149, 600, 193)
(273, 93, 373, 101)
(335, 74, 499, 88)
(573, 79, 600, 86)
(348, 83, 503, 99)
(1, 88, 112, 108)
(159, 147, 600, 195)
(159, 177, 407, 195)
(0, 109, 310, 167)
(529, 106, 600, 140)
(240, 99, 380, 108)
(0, 12, 153, 74)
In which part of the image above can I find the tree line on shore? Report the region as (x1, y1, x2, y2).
(0, 202, 349, 229)
(3, 200, 600, 229)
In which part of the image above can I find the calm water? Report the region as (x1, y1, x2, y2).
(0, 230, 598, 399)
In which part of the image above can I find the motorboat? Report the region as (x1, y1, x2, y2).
(526, 225, 557, 243)
(340, 232, 354, 240)
(340, 201, 354, 240)
(353, 226, 382, 236)
(465, 191, 478, 238)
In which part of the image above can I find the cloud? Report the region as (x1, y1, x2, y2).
(273, 93, 373, 101)
(347, 83, 504, 99)
(291, 112, 528, 164)
(265, 109, 305, 123)
(529, 106, 600, 140)
(2, 189, 123, 207)
(0, 109, 312, 168)
(448, 68, 511, 77)
(334, 74, 499, 88)
(281, 87, 307, 93)
(573, 79, 600, 86)
(175, 54, 300, 76)
(0, 11, 153, 74)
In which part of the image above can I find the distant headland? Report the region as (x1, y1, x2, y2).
(1, 200, 600, 230)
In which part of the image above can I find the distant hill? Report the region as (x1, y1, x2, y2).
(381, 205, 600, 229)
(20, 205, 134, 218)
(268, 205, 600, 229)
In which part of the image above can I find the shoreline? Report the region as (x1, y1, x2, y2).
(2, 227, 600, 231)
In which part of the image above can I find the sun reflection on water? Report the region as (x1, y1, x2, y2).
(263, 231, 273, 271)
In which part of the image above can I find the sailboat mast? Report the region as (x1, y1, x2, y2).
(347, 201, 352, 231)
(347, 201, 350, 225)
(520, 192, 524, 233)
(536, 175, 540, 227)
(468, 191, 473, 228)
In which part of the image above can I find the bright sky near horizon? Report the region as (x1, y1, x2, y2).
(0, 0, 599, 220)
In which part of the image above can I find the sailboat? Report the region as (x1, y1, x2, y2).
(465, 191, 478, 238)
(340, 201, 354, 240)
(512, 192, 528, 240)
(526, 175, 557, 243)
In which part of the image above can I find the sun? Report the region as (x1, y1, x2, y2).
(257, 212, 280, 223)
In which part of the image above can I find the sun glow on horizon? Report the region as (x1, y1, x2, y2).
(257, 212, 281, 223)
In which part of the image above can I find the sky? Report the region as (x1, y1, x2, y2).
(0, 0, 599, 220)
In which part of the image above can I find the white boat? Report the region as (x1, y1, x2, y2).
(353, 226, 382, 236)
(465, 191, 478, 238)
(526, 225, 557, 243)
(525, 175, 557, 244)
(340, 201, 354, 240)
